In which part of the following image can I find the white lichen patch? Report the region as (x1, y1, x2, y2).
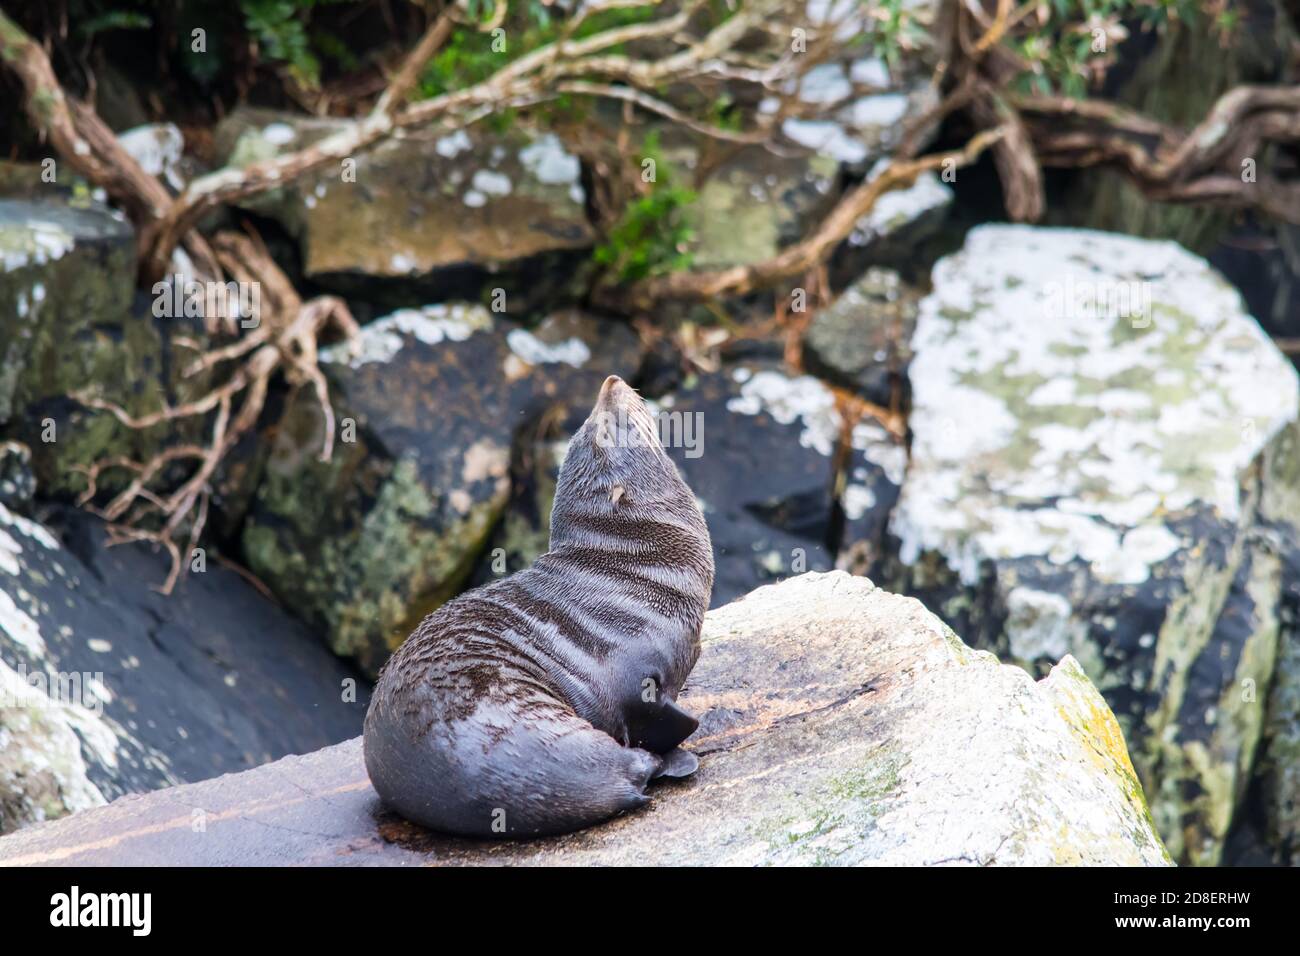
(470, 170, 512, 197)
(322, 302, 493, 368)
(505, 329, 591, 368)
(1005, 587, 1082, 662)
(892, 225, 1300, 586)
(781, 118, 867, 166)
(851, 420, 907, 486)
(0, 588, 45, 656)
(842, 481, 878, 521)
(851, 162, 952, 244)
(435, 129, 472, 158)
(0, 503, 59, 579)
(791, 63, 852, 105)
(847, 93, 910, 128)
(261, 122, 298, 146)
(117, 123, 186, 191)
(726, 368, 840, 457)
(519, 134, 582, 187)
(0, 217, 77, 271)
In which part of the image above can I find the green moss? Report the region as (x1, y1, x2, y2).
(748, 750, 906, 865)
(243, 396, 508, 673)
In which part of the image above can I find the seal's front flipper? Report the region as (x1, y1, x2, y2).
(630, 697, 699, 753)
(652, 747, 699, 779)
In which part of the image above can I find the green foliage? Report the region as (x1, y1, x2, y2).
(240, 0, 359, 88)
(1007, 0, 1202, 97)
(849, 0, 929, 69)
(418, 1, 663, 99)
(593, 134, 696, 283)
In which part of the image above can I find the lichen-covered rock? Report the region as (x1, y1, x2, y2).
(664, 141, 840, 272)
(0, 657, 111, 830)
(0, 199, 135, 425)
(888, 224, 1300, 865)
(213, 108, 593, 287)
(116, 123, 187, 191)
(465, 434, 569, 585)
(1254, 617, 1300, 864)
(0, 199, 211, 500)
(0, 505, 365, 834)
(0, 573, 1170, 866)
(240, 305, 641, 673)
(802, 266, 922, 408)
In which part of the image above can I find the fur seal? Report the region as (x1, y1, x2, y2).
(364, 375, 714, 837)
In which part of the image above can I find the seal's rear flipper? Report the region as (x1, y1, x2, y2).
(652, 747, 699, 779)
(631, 697, 699, 753)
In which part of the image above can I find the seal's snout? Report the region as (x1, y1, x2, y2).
(598, 374, 628, 406)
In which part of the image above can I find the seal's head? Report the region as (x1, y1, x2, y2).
(552, 375, 685, 524)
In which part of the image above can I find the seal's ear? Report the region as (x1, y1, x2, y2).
(631, 697, 699, 753)
(652, 747, 699, 779)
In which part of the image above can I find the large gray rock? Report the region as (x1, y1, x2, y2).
(887, 224, 1300, 865)
(802, 266, 922, 408)
(0, 505, 365, 834)
(240, 304, 642, 674)
(0, 573, 1169, 866)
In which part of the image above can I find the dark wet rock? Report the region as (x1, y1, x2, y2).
(1209, 219, 1300, 361)
(90, 55, 151, 132)
(213, 108, 594, 295)
(240, 304, 642, 674)
(0, 505, 366, 834)
(652, 365, 842, 606)
(802, 266, 922, 408)
(0, 573, 1170, 866)
(885, 224, 1300, 865)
